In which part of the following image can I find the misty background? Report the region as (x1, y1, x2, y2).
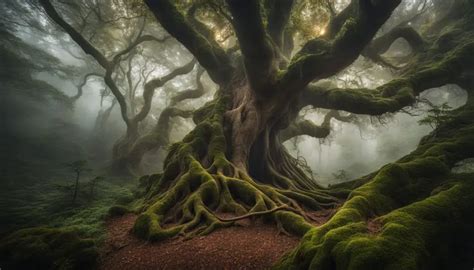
(1, 0, 467, 187)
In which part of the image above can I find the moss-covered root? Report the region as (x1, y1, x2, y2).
(0, 227, 98, 270)
(275, 98, 474, 270)
(276, 175, 474, 270)
(132, 92, 345, 241)
(132, 158, 314, 241)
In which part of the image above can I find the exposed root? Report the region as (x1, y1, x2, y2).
(210, 204, 293, 222)
(134, 156, 345, 241)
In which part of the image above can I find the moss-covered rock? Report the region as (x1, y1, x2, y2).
(0, 227, 98, 270)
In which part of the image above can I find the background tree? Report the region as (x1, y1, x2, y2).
(65, 160, 90, 203)
(89, 176, 105, 198)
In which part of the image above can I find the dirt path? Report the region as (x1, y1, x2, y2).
(100, 214, 302, 270)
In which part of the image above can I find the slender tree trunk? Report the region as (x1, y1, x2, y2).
(72, 171, 80, 203)
(110, 122, 140, 174)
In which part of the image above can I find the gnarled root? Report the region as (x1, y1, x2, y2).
(132, 93, 346, 241)
(133, 154, 345, 241)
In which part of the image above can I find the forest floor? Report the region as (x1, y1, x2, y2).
(99, 210, 334, 270)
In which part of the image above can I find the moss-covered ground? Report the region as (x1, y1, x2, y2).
(0, 177, 136, 269)
(275, 96, 474, 269)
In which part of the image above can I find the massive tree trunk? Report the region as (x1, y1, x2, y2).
(133, 70, 345, 240)
(225, 73, 317, 190)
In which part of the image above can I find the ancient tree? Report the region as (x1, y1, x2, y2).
(39, 0, 474, 268)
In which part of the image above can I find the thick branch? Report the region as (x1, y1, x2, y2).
(170, 66, 205, 106)
(280, 110, 354, 142)
(123, 107, 193, 173)
(120, 65, 207, 172)
(39, 0, 109, 68)
(40, 0, 129, 127)
(265, 0, 294, 49)
(145, 0, 232, 84)
(186, 3, 221, 49)
(299, 41, 474, 115)
(112, 35, 170, 65)
(280, 0, 402, 92)
(363, 26, 425, 67)
(226, 0, 277, 93)
(326, 1, 354, 38)
(280, 119, 330, 142)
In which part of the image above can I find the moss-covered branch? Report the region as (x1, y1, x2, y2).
(145, 0, 233, 84)
(280, 110, 357, 142)
(265, 0, 295, 49)
(298, 40, 474, 115)
(279, 0, 402, 92)
(363, 26, 425, 68)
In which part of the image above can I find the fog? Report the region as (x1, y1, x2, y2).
(1, 0, 464, 186)
(286, 85, 467, 186)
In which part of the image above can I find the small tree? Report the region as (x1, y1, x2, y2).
(332, 169, 349, 182)
(89, 176, 104, 197)
(65, 160, 89, 204)
(418, 102, 453, 128)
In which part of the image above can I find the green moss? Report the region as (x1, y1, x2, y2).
(275, 211, 313, 236)
(107, 205, 130, 217)
(0, 227, 98, 270)
(276, 92, 474, 269)
(0, 178, 135, 240)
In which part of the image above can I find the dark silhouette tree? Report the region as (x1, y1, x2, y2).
(89, 176, 105, 198)
(65, 160, 89, 203)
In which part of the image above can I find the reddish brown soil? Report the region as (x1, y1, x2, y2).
(100, 214, 301, 270)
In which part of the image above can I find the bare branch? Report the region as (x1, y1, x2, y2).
(39, 0, 109, 68)
(70, 72, 103, 102)
(133, 58, 197, 123)
(40, 0, 171, 129)
(39, 0, 131, 127)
